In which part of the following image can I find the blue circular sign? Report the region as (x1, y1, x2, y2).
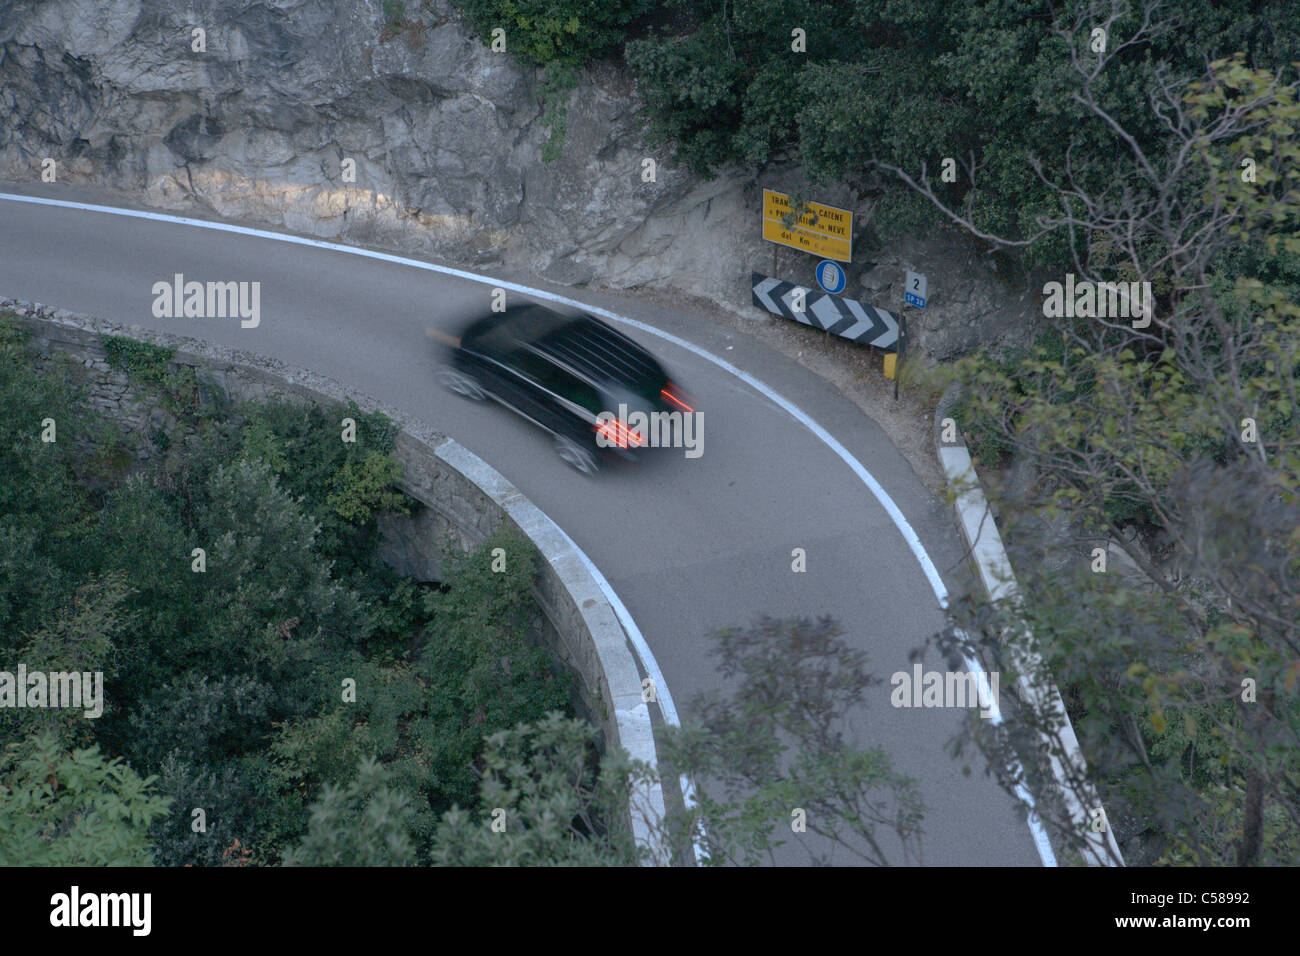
(815, 260, 846, 295)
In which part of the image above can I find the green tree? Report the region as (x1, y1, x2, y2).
(0, 732, 171, 866)
(455, 0, 654, 68)
(0, 312, 97, 640)
(267, 532, 574, 860)
(429, 713, 644, 866)
(0, 323, 591, 866)
(664, 616, 925, 866)
(909, 48, 1300, 864)
(624, 0, 1298, 261)
(283, 757, 417, 866)
(415, 530, 573, 811)
(2, 573, 132, 750)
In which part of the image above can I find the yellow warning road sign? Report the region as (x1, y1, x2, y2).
(762, 189, 852, 263)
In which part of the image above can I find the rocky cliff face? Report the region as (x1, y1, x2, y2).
(0, 0, 1037, 359)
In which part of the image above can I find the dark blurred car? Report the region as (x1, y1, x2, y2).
(433, 304, 694, 473)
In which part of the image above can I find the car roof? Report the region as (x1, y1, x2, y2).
(472, 305, 665, 390)
(529, 314, 665, 389)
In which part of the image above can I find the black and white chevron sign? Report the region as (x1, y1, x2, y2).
(751, 272, 899, 350)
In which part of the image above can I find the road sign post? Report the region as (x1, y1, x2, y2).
(895, 271, 927, 400)
(894, 308, 906, 401)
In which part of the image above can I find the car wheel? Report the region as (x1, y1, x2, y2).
(554, 434, 600, 474)
(438, 367, 485, 400)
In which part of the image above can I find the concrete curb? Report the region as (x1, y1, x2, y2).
(934, 384, 1124, 867)
(5, 297, 673, 865)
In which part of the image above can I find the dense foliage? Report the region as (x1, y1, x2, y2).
(0, 319, 576, 864)
(0, 733, 171, 866)
(933, 54, 1300, 864)
(449, 0, 1298, 259)
(7, 0, 1297, 867)
(453, 0, 654, 67)
(628, 0, 1299, 257)
(316, 713, 651, 867)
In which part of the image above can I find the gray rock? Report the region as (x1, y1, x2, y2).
(859, 266, 892, 295)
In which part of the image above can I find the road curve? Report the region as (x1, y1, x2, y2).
(0, 182, 1040, 865)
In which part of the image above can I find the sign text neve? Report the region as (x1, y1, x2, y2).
(762, 189, 852, 263)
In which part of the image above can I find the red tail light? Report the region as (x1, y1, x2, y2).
(595, 417, 646, 449)
(661, 381, 694, 412)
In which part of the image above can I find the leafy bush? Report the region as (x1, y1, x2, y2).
(148, 753, 288, 867)
(0, 323, 597, 865)
(623, 0, 1298, 263)
(2, 574, 132, 750)
(0, 732, 171, 866)
(455, 0, 653, 68)
(100, 335, 174, 390)
(0, 314, 95, 637)
(283, 757, 417, 866)
(231, 398, 410, 578)
(416, 529, 574, 810)
(288, 715, 644, 867)
(538, 62, 579, 162)
(382, 0, 405, 27)
(431, 713, 643, 865)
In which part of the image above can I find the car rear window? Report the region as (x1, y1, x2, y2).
(468, 305, 572, 355)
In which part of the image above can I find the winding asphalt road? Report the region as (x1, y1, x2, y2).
(0, 182, 1041, 865)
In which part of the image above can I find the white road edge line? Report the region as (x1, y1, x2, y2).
(1, 191, 1050, 865)
(956, 641, 1058, 866)
(550, 522, 707, 863)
